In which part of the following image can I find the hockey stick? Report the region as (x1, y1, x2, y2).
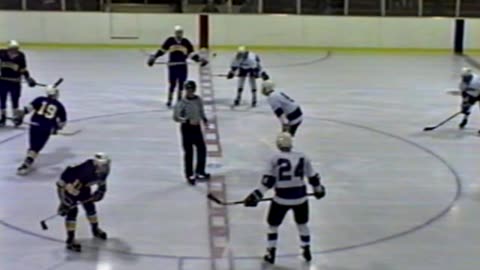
(6, 117, 82, 136)
(33, 78, 64, 87)
(141, 49, 216, 66)
(207, 193, 316, 206)
(40, 197, 96, 231)
(446, 90, 461, 96)
(213, 74, 228, 77)
(423, 112, 462, 131)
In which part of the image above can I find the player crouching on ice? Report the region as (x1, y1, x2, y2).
(261, 80, 303, 137)
(227, 46, 269, 107)
(56, 153, 111, 252)
(16, 85, 67, 175)
(458, 67, 480, 132)
(243, 132, 326, 264)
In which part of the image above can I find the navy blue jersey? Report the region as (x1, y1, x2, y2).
(59, 159, 109, 194)
(159, 37, 195, 63)
(29, 96, 67, 129)
(0, 49, 27, 81)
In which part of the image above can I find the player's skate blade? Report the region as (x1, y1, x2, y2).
(66, 241, 82, 252)
(93, 228, 108, 240)
(16, 163, 32, 176)
(459, 118, 468, 129)
(302, 245, 312, 262)
(263, 248, 276, 264)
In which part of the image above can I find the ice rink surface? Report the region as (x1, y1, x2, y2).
(0, 49, 479, 270)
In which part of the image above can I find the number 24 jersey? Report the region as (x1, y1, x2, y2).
(263, 151, 317, 205)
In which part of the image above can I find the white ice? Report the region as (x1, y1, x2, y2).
(0, 50, 479, 270)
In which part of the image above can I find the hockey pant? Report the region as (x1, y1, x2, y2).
(168, 65, 188, 100)
(0, 80, 21, 112)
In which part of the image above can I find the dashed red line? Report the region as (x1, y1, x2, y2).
(199, 53, 233, 270)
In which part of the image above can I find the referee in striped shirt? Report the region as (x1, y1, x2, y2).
(173, 80, 210, 185)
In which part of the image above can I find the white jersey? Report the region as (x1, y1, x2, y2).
(260, 151, 317, 206)
(460, 74, 480, 98)
(231, 51, 261, 70)
(267, 91, 303, 125)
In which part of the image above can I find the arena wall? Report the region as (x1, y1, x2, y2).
(0, 11, 479, 51)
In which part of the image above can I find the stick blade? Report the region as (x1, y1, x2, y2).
(40, 221, 48, 230)
(423, 127, 435, 132)
(58, 129, 82, 136)
(207, 193, 223, 205)
(53, 78, 64, 87)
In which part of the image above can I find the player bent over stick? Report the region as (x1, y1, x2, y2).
(16, 85, 67, 175)
(147, 25, 208, 108)
(243, 132, 326, 264)
(227, 46, 269, 107)
(262, 80, 303, 137)
(56, 153, 111, 252)
(458, 67, 480, 133)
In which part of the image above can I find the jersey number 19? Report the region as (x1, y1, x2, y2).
(278, 158, 304, 181)
(37, 102, 57, 119)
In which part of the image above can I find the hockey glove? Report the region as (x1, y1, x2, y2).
(260, 71, 270, 81)
(147, 55, 156, 67)
(314, 185, 326, 199)
(92, 190, 105, 202)
(26, 77, 36, 87)
(244, 189, 263, 207)
(200, 59, 209, 67)
(226, 71, 235, 79)
(57, 203, 72, 216)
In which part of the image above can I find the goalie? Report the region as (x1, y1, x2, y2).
(16, 85, 67, 175)
(227, 46, 269, 107)
(458, 67, 480, 132)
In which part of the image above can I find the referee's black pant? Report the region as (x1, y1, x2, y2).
(181, 123, 206, 177)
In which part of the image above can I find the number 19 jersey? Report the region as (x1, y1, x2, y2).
(263, 151, 317, 206)
(30, 96, 67, 128)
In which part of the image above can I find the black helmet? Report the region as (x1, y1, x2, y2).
(185, 80, 196, 91)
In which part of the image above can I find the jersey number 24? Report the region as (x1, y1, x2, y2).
(278, 158, 304, 181)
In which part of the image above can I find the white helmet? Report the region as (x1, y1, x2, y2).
(261, 80, 275, 95)
(7, 40, 19, 49)
(174, 25, 183, 32)
(238, 46, 247, 53)
(94, 152, 110, 165)
(461, 67, 473, 77)
(45, 85, 59, 98)
(276, 132, 293, 150)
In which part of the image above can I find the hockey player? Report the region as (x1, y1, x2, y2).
(147, 25, 208, 108)
(261, 80, 303, 137)
(243, 132, 326, 264)
(458, 67, 480, 132)
(16, 85, 67, 175)
(56, 153, 111, 252)
(0, 40, 37, 127)
(227, 46, 269, 107)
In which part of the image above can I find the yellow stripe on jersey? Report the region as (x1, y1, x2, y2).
(1, 62, 20, 71)
(169, 45, 188, 54)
